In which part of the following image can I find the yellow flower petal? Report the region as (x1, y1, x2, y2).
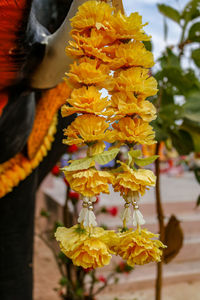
(63, 168, 114, 197)
(70, 1, 114, 31)
(113, 162, 156, 196)
(66, 58, 113, 90)
(63, 114, 110, 146)
(114, 67, 158, 97)
(67, 29, 114, 62)
(106, 92, 157, 122)
(113, 228, 166, 266)
(55, 225, 117, 269)
(107, 117, 156, 145)
(110, 11, 151, 41)
(61, 86, 109, 117)
(104, 41, 154, 70)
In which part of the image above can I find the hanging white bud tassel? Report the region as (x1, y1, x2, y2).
(133, 208, 146, 227)
(121, 206, 132, 224)
(78, 197, 97, 227)
(83, 209, 97, 227)
(121, 201, 132, 226)
(78, 197, 88, 224)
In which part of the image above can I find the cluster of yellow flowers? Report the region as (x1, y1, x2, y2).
(55, 0, 166, 269)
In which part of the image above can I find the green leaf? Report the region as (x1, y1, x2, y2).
(58, 252, 71, 264)
(182, 0, 200, 22)
(129, 149, 142, 158)
(158, 48, 181, 69)
(192, 48, 200, 68)
(134, 155, 159, 167)
(40, 209, 50, 218)
(161, 67, 199, 95)
(127, 152, 132, 166)
(94, 148, 119, 165)
(181, 125, 200, 152)
(54, 221, 64, 232)
(159, 104, 183, 122)
(75, 288, 84, 297)
(151, 118, 169, 142)
(188, 22, 200, 42)
(183, 92, 200, 122)
(62, 157, 94, 171)
(161, 89, 175, 107)
(127, 150, 142, 166)
(143, 41, 152, 51)
(157, 4, 181, 24)
(196, 195, 200, 207)
(59, 276, 68, 286)
(170, 129, 194, 155)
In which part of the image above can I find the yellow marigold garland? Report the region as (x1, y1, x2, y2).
(28, 81, 71, 159)
(55, 0, 166, 270)
(0, 114, 58, 198)
(0, 81, 71, 198)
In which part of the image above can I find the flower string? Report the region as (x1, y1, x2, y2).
(55, 0, 166, 269)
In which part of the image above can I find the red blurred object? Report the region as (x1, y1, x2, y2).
(168, 159, 173, 168)
(83, 267, 93, 273)
(58, 290, 64, 296)
(119, 261, 126, 272)
(51, 165, 60, 176)
(69, 191, 80, 200)
(68, 144, 78, 153)
(95, 196, 100, 204)
(107, 206, 118, 216)
(98, 275, 106, 283)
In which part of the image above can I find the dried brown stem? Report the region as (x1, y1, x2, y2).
(155, 142, 165, 300)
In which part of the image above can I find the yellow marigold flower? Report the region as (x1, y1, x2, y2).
(114, 68, 158, 97)
(70, 1, 114, 32)
(113, 228, 166, 266)
(113, 162, 156, 196)
(71, 28, 114, 49)
(106, 92, 156, 122)
(63, 114, 109, 146)
(110, 11, 150, 41)
(63, 168, 114, 197)
(103, 41, 154, 70)
(61, 86, 108, 117)
(55, 225, 117, 269)
(66, 58, 113, 89)
(67, 30, 113, 62)
(107, 117, 156, 145)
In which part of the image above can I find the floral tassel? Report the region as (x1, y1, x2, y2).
(78, 197, 97, 227)
(132, 208, 146, 227)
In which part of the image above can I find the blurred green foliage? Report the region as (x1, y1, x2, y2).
(150, 0, 200, 156)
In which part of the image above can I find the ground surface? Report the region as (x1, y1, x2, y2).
(34, 172, 200, 300)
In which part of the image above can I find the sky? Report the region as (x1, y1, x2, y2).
(123, 0, 189, 59)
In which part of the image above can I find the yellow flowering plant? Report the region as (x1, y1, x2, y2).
(55, 0, 166, 272)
